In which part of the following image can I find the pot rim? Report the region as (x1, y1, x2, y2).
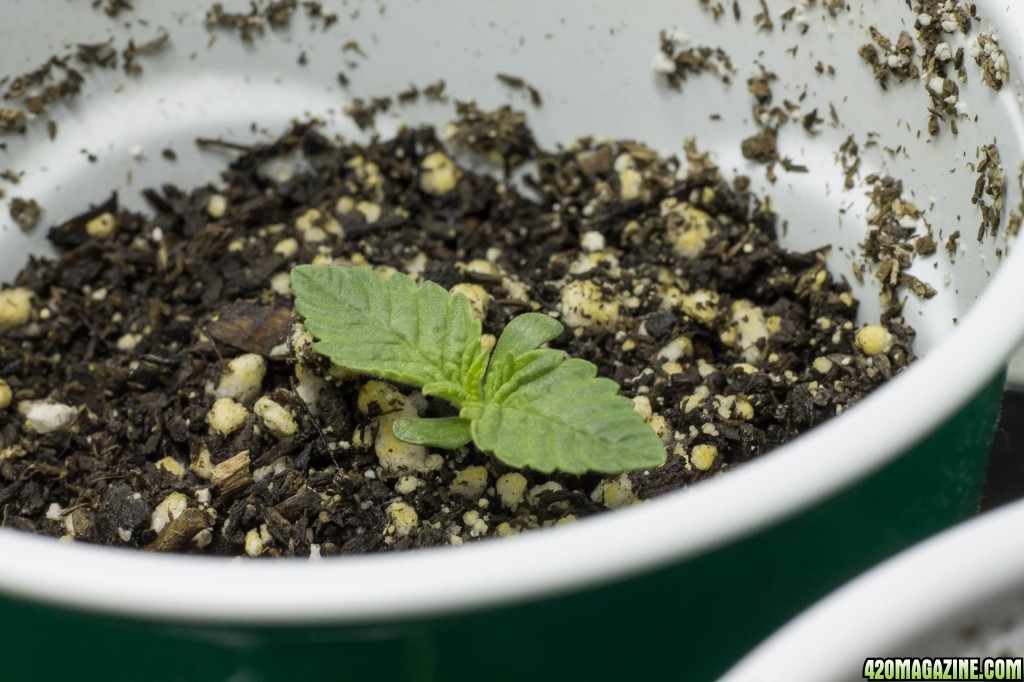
(719, 497, 1024, 681)
(0, 0, 1022, 627)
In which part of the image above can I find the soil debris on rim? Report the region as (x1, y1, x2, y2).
(0, 110, 915, 558)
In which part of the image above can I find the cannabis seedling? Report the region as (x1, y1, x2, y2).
(291, 265, 667, 474)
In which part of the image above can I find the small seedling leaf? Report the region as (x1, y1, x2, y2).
(471, 354, 667, 474)
(393, 417, 473, 449)
(292, 265, 667, 475)
(485, 313, 563, 397)
(291, 265, 487, 406)
(491, 312, 563, 360)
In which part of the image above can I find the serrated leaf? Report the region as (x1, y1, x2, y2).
(470, 354, 667, 474)
(293, 264, 666, 475)
(486, 349, 564, 404)
(491, 313, 563, 362)
(393, 417, 473, 449)
(484, 313, 563, 398)
(291, 265, 489, 406)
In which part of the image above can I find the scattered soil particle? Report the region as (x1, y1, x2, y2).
(0, 109, 27, 136)
(698, 0, 727, 22)
(121, 32, 171, 76)
(738, 67, 811, 182)
(446, 100, 537, 170)
(341, 40, 367, 59)
(495, 73, 542, 107)
(946, 229, 961, 257)
(396, 84, 419, 104)
(343, 96, 393, 131)
(747, 70, 776, 103)
(914, 233, 937, 256)
(858, 27, 919, 90)
(422, 79, 448, 102)
(92, 0, 133, 17)
(837, 135, 862, 190)
(0, 57, 83, 135)
(204, 1, 335, 43)
(1, 31, 168, 139)
(9, 197, 41, 232)
(205, 1, 294, 42)
(814, 61, 836, 76)
(972, 141, 1006, 241)
(76, 41, 119, 69)
(302, 2, 338, 30)
(0, 115, 915, 557)
(971, 33, 1009, 91)
(740, 128, 779, 164)
(754, 0, 773, 32)
(1007, 165, 1024, 244)
(653, 30, 736, 91)
(860, 1, 981, 137)
(344, 80, 450, 129)
(860, 174, 937, 307)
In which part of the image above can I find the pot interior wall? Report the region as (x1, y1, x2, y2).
(3, 0, 1022, 355)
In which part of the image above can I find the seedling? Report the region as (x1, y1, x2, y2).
(291, 265, 667, 474)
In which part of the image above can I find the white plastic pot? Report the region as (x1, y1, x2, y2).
(721, 496, 1024, 682)
(0, 2, 1022, 680)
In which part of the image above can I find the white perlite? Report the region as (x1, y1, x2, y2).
(420, 151, 461, 196)
(85, 212, 117, 239)
(450, 283, 489, 321)
(559, 279, 620, 329)
(855, 325, 893, 356)
(156, 456, 186, 478)
(245, 528, 265, 557)
(357, 380, 406, 415)
(730, 300, 769, 364)
(150, 492, 189, 533)
(651, 51, 676, 74)
(206, 194, 228, 219)
(18, 400, 78, 434)
(496, 472, 528, 511)
(375, 406, 442, 477)
(254, 396, 298, 439)
(580, 230, 606, 253)
(0, 379, 12, 410)
(214, 353, 266, 403)
(294, 364, 327, 416)
(0, 287, 33, 330)
(449, 466, 488, 500)
(385, 501, 419, 538)
(591, 473, 636, 509)
(207, 397, 248, 436)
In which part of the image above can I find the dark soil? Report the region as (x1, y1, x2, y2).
(0, 113, 914, 557)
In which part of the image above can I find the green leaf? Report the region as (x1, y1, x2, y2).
(291, 265, 489, 406)
(292, 264, 666, 475)
(470, 353, 667, 474)
(393, 417, 473, 449)
(486, 349, 564, 404)
(484, 313, 563, 398)
(491, 313, 563, 361)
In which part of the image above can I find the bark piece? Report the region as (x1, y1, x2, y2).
(211, 450, 253, 499)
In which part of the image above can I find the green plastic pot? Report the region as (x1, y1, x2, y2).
(0, 1, 1021, 680)
(722, 487, 1024, 681)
